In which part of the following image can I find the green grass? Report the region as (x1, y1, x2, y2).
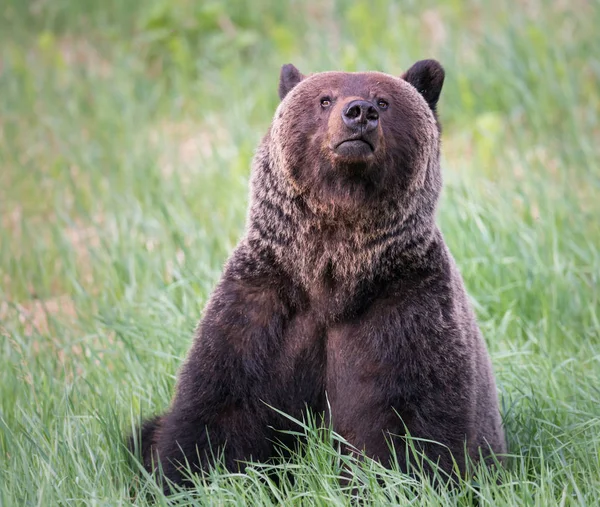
(1, 0, 599, 504)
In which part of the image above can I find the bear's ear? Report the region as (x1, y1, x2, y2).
(279, 64, 305, 101)
(401, 59, 445, 112)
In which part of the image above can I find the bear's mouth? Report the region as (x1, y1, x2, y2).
(334, 138, 374, 158)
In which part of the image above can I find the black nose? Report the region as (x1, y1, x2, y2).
(342, 100, 379, 132)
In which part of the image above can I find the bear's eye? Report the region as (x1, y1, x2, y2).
(320, 97, 332, 108)
(377, 99, 389, 110)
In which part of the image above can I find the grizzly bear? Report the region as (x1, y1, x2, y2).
(131, 59, 506, 488)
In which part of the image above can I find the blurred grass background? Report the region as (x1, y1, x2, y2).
(0, 0, 599, 504)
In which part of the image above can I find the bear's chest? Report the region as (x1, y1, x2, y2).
(274, 288, 405, 410)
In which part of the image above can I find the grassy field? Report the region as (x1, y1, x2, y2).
(1, 0, 599, 504)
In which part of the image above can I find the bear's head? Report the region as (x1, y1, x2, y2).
(269, 60, 445, 216)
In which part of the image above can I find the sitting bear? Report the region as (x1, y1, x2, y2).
(132, 59, 506, 487)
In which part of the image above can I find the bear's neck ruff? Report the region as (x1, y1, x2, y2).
(246, 142, 441, 305)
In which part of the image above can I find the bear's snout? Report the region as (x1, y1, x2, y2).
(332, 99, 380, 160)
(342, 100, 379, 133)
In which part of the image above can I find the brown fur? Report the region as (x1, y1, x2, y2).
(131, 60, 506, 489)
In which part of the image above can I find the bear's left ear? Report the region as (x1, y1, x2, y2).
(401, 59, 445, 112)
(279, 64, 305, 101)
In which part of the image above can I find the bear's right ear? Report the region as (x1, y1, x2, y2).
(279, 64, 305, 101)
